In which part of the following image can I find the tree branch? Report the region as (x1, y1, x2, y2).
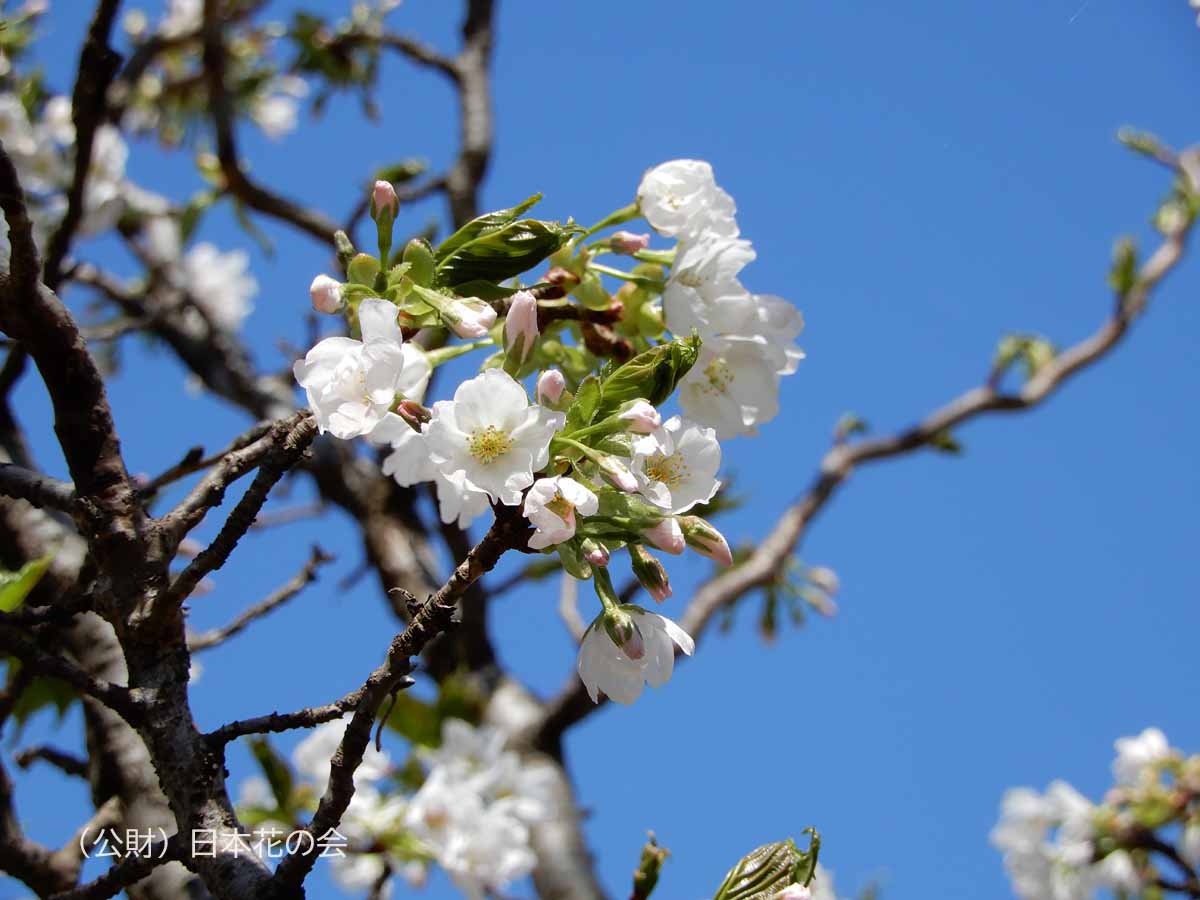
(0, 462, 75, 512)
(534, 147, 1200, 749)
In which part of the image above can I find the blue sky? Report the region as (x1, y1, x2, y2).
(5, 2, 1200, 899)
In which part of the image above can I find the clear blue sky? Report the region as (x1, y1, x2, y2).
(6, 2, 1200, 899)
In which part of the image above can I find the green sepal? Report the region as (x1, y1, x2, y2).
(348, 253, 381, 286)
(557, 540, 593, 580)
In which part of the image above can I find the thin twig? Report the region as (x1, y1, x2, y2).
(189, 545, 334, 651)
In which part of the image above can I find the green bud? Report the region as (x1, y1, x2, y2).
(347, 253, 381, 287)
(630, 544, 672, 602)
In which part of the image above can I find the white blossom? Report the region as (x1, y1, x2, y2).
(252, 93, 301, 140)
(159, 0, 201, 38)
(293, 297, 407, 439)
(1181, 823, 1200, 870)
(371, 413, 490, 528)
(577, 607, 694, 704)
(679, 338, 784, 438)
(631, 415, 721, 513)
(637, 159, 738, 241)
(292, 715, 392, 794)
(991, 781, 1098, 900)
(522, 476, 598, 550)
(662, 235, 757, 339)
(180, 242, 258, 332)
(142, 216, 181, 266)
(1112, 727, 1171, 784)
(425, 369, 564, 505)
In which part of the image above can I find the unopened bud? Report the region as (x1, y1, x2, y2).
(536, 369, 567, 406)
(641, 517, 685, 556)
(443, 297, 497, 339)
(371, 180, 399, 219)
(504, 290, 539, 366)
(679, 516, 733, 567)
(581, 538, 610, 568)
(396, 399, 432, 427)
(617, 399, 661, 434)
(630, 544, 672, 602)
(603, 607, 644, 660)
(309, 274, 344, 314)
(610, 231, 650, 255)
(545, 266, 581, 290)
(597, 454, 638, 493)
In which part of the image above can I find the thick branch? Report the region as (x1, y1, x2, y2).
(0, 462, 75, 512)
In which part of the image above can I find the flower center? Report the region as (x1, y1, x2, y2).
(467, 425, 513, 464)
(546, 495, 575, 520)
(699, 357, 733, 395)
(645, 452, 689, 488)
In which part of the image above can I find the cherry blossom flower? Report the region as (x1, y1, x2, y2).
(425, 369, 564, 505)
(294, 297, 407, 439)
(637, 159, 738, 241)
(523, 476, 598, 550)
(180, 242, 258, 332)
(577, 606, 694, 705)
(662, 235, 757, 339)
(631, 416, 721, 513)
(1113, 727, 1171, 784)
(678, 338, 783, 439)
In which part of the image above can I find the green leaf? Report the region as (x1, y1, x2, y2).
(0, 555, 50, 612)
(595, 334, 701, 418)
(565, 376, 602, 432)
(385, 675, 486, 747)
(632, 834, 670, 900)
(557, 540, 593, 580)
(434, 194, 543, 263)
(711, 833, 821, 900)
(436, 218, 582, 288)
(927, 430, 962, 454)
(249, 737, 295, 816)
(1108, 237, 1138, 297)
(8, 671, 76, 737)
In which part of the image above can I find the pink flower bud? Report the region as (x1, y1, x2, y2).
(582, 539, 610, 567)
(536, 369, 566, 406)
(372, 180, 399, 219)
(504, 290, 539, 364)
(309, 274, 344, 314)
(445, 297, 497, 339)
(617, 399, 661, 434)
(396, 399, 432, 427)
(610, 230, 650, 255)
(642, 517, 685, 555)
(679, 515, 733, 567)
(598, 455, 638, 493)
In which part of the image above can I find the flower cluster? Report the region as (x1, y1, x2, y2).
(992, 727, 1200, 900)
(236, 716, 548, 899)
(293, 161, 804, 705)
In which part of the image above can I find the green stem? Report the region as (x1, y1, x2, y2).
(582, 201, 640, 239)
(588, 262, 665, 289)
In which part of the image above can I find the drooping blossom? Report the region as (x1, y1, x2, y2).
(577, 607, 694, 705)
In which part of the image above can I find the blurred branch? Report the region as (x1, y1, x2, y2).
(534, 145, 1200, 750)
(0, 462, 75, 512)
(200, 0, 340, 247)
(14, 744, 89, 779)
(41, 0, 122, 292)
(189, 545, 333, 651)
